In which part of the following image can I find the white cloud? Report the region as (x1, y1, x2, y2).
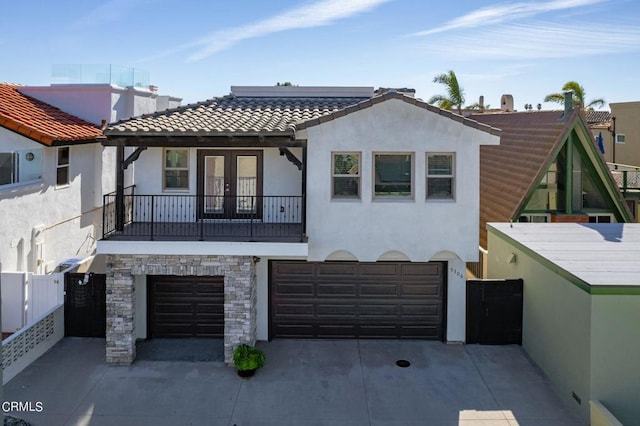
(411, 0, 607, 37)
(417, 22, 640, 59)
(72, 0, 156, 29)
(462, 64, 536, 83)
(186, 0, 391, 61)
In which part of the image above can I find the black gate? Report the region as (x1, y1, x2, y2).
(466, 279, 523, 345)
(64, 273, 106, 337)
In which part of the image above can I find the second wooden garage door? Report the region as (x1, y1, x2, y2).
(148, 276, 224, 338)
(270, 261, 445, 339)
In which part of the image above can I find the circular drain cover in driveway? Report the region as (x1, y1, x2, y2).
(396, 359, 411, 368)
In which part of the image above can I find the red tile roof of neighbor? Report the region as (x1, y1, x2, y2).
(0, 83, 104, 146)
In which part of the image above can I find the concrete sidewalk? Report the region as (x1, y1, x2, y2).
(3, 338, 584, 425)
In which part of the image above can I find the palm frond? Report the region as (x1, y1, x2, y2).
(430, 70, 465, 113)
(544, 93, 565, 104)
(587, 98, 606, 109)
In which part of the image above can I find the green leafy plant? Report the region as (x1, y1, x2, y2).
(233, 344, 266, 371)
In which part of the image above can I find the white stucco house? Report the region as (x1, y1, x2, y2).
(0, 69, 182, 275)
(0, 71, 181, 334)
(0, 83, 106, 275)
(0, 83, 108, 337)
(97, 86, 501, 364)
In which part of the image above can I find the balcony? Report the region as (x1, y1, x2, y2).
(609, 163, 640, 193)
(102, 190, 304, 242)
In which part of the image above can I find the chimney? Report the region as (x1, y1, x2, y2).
(564, 91, 573, 116)
(501, 94, 514, 112)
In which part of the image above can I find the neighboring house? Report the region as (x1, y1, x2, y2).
(0, 83, 106, 274)
(19, 82, 182, 127)
(585, 110, 612, 161)
(97, 86, 501, 365)
(0, 71, 180, 283)
(605, 102, 640, 166)
(467, 102, 631, 277)
(487, 222, 640, 425)
(604, 102, 640, 221)
(584, 105, 640, 221)
(0, 83, 107, 335)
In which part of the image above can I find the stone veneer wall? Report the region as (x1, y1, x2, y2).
(105, 254, 256, 365)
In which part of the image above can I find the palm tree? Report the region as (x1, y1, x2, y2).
(544, 81, 605, 111)
(428, 70, 466, 114)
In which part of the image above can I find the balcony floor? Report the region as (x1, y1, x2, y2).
(102, 221, 304, 242)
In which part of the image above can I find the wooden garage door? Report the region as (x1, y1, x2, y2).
(270, 261, 445, 339)
(148, 276, 224, 338)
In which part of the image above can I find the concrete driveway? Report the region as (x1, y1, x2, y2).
(3, 338, 584, 426)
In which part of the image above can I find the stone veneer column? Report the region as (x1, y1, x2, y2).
(223, 256, 257, 364)
(105, 254, 136, 364)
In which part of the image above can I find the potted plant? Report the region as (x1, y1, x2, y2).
(233, 344, 265, 378)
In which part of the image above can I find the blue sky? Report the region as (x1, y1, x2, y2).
(1, 0, 639, 110)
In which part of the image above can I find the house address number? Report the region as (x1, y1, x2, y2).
(449, 266, 464, 279)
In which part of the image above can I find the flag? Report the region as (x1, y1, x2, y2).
(597, 132, 605, 154)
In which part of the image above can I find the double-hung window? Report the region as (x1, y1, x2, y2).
(56, 147, 70, 187)
(164, 148, 189, 190)
(332, 152, 360, 199)
(374, 153, 413, 199)
(426, 153, 455, 200)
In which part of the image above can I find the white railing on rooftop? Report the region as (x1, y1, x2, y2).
(52, 64, 150, 88)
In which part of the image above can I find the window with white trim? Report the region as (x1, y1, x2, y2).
(426, 153, 455, 199)
(164, 148, 189, 190)
(373, 153, 413, 199)
(56, 147, 70, 186)
(332, 152, 360, 199)
(616, 134, 626, 144)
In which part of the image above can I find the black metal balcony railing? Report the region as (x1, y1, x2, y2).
(103, 192, 304, 242)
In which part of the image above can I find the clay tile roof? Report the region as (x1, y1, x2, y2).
(106, 95, 370, 136)
(470, 111, 570, 248)
(0, 83, 104, 146)
(584, 110, 611, 125)
(106, 90, 501, 138)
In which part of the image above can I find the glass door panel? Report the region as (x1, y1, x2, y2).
(204, 155, 225, 214)
(236, 155, 258, 214)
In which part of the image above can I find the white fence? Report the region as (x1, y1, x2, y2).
(2, 304, 65, 384)
(1, 272, 64, 333)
